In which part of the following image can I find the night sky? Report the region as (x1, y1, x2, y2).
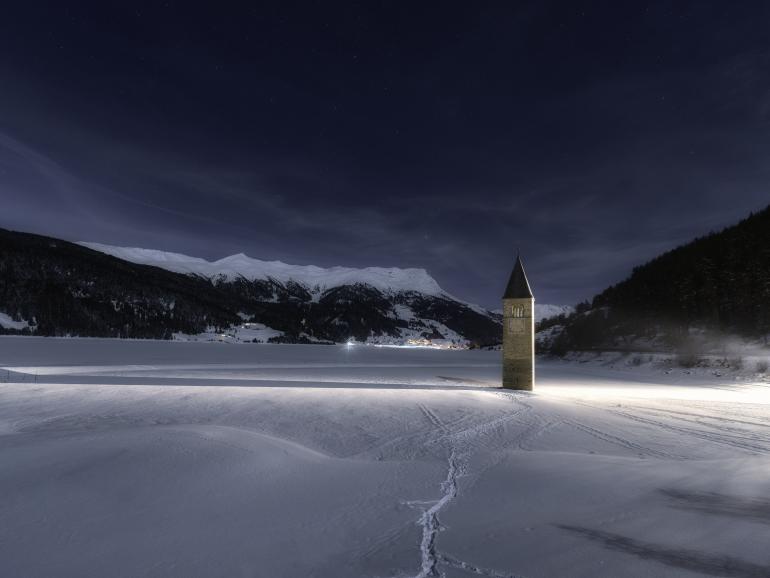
(1, 2, 769, 307)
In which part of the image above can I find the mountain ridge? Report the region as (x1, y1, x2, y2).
(78, 242, 450, 298)
(80, 242, 572, 324)
(0, 228, 503, 345)
(0, 228, 573, 346)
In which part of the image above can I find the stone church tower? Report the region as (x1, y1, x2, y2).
(502, 255, 535, 390)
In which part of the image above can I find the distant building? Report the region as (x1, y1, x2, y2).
(502, 255, 534, 390)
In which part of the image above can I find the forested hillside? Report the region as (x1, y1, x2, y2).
(0, 228, 241, 338)
(546, 206, 770, 352)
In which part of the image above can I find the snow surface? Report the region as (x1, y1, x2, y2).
(2, 337, 770, 577)
(80, 242, 449, 297)
(0, 312, 30, 330)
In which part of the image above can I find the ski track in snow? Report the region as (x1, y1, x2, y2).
(405, 395, 538, 577)
(567, 397, 770, 457)
(606, 407, 770, 455)
(401, 386, 770, 577)
(411, 450, 459, 578)
(438, 553, 527, 578)
(563, 419, 683, 460)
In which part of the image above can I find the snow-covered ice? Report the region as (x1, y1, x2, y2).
(1, 337, 769, 577)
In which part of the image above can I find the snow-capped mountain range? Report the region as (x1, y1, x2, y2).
(0, 228, 570, 346)
(79, 242, 571, 322)
(79, 243, 449, 298)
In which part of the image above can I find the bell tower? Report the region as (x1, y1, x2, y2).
(502, 255, 534, 390)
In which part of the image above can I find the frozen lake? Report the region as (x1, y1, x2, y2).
(1, 337, 769, 577)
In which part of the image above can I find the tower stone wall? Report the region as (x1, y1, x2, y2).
(501, 255, 535, 390)
(502, 297, 534, 390)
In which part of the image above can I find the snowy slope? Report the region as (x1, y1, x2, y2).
(534, 303, 574, 321)
(0, 312, 31, 331)
(80, 242, 449, 297)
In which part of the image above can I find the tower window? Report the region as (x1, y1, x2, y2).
(513, 305, 524, 318)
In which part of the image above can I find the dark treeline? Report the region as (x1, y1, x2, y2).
(547, 205, 770, 353)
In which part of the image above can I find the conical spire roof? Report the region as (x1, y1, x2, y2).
(503, 255, 533, 299)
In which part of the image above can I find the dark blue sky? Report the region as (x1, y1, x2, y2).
(1, 2, 769, 307)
